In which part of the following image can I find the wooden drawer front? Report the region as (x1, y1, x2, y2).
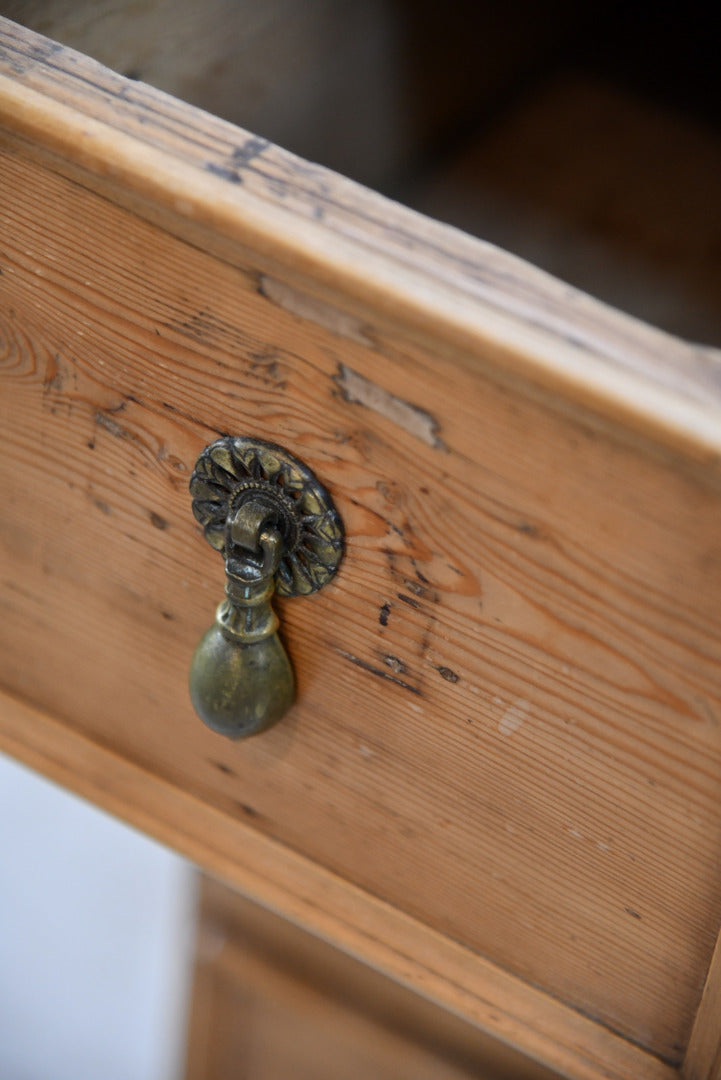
(2, 19, 721, 1080)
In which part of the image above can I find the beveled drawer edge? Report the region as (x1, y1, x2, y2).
(2, 15, 721, 476)
(0, 687, 679, 1080)
(684, 932, 721, 1080)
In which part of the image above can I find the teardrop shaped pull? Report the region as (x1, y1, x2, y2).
(188, 437, 344, 739)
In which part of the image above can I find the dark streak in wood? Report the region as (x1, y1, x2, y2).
(88, 493, 111, 515)
(95, 410, 129, 440)
(231, 137, 271, 168)
(212, 761, 236, 776)
(204, 161, 242, 184)
(436, 666, 460, 683)
(161, 399, 225, 435)
(335, 648, 422, 696)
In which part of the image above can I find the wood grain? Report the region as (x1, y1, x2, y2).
(2, 18, 721, 1071)
(1, 17, 721, 466)
(0, 690, 676, 1080)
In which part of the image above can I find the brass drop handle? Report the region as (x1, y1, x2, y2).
(188, 437, 344, 739)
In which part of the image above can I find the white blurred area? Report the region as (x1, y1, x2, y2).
(0, 752, 197, 1080)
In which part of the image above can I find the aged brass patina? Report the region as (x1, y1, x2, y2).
(189, 437, 344, 738)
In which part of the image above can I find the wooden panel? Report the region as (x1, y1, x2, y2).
(2, 17, 721, 463)
(2, 19, 721, 1070)
(186, 875, 560, 1080)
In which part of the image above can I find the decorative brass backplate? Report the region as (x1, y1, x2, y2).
(188, 437, 343, 739)
(190, 436, 344, 596)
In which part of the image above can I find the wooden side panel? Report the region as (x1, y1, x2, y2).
(1, 20, 721, 1068)
(684, 932, 721, 1079)
(185, 875, 560, 1080)
(409, 76, 721, 345)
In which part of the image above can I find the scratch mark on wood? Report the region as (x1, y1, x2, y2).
(260, 276, 373, 346)
(335, 648, 422, 695)
(95, 410, 128, 440)
(335, 364, 444, 448)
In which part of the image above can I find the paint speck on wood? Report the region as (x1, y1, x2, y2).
(498, 699, 530, 737)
